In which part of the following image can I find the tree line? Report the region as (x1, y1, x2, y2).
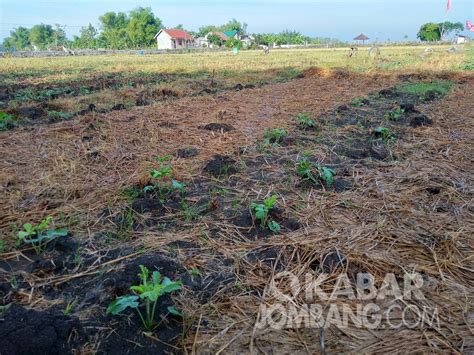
(2, 7, 344, 51)
(5, 7, 462, 51)
(417, 21, 464, 42)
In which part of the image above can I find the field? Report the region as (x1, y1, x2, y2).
(0, 46, 473, 353)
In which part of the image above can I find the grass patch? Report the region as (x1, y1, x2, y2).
(397, 80, 453, 98)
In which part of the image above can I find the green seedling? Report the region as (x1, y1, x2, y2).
(384, 107, 405, 121)
(251, 195, 281, 233)
(48, 111, 72, 121)
(373, 126, 396, 142)
(296, 112, 317, 129)
(263, 128, 288, 146)
(0, 112, 16, 131)
(171, 180, 186, 192)
(317, 165, 336, 186)
(107, 265, 182, 331)
(350, 97, 367, 107)
(296, 159, 319, 184)
(296, 159, 336, 186)
(150, 166, 172, 179)
(188, 268, 201, 279)
(63, 299, 77, 316)
(16, 216, 68, 255)
(155, 155, 172, 164)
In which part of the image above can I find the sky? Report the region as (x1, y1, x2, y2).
(0, 0, 473, 42)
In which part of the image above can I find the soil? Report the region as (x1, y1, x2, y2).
(1, 71, 472, 353)
(176, 147, 199, 158)
(203, 154, 237, 177)
(0, 304, 85, 354)
(199, 123, 235, 132)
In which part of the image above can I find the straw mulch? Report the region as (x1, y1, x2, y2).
(0, 71, 472, 353)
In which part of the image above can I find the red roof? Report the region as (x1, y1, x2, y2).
(160, 29, 194, 40)
(209, 32, 229, 41)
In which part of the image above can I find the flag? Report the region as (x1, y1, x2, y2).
(447, 0, 452, 11)
(467, 20, 474, 32)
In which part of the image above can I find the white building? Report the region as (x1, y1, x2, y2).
(456, 35, 469, 45)
(154, 29, 195, 50)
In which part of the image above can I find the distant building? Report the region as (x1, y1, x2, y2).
(354, 33, 370, 44)
(196, 37, 210, 48)
(240, 35, 255, 47)
(456, 35, 469, 44)
(154, 29, 195, 50)
(223, 30, 239, 39)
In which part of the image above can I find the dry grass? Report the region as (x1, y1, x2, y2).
(0, 47, 473, 353)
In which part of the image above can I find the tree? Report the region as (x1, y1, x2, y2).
(198, 25, 218, 37)
(29, 24, 55, 49)
(52, 24, 67, 46)
(417, 23, 441, 42)
(440, 21, 464, 39)
(220, 19, 247, 35)
(225, 38, 242, 49)
(208, 34, 224, 47)
(99, 11, 129, 49)
(126, 7, 162, 48)
(71, 24, 98, 49)
(2, 27, 31, 50)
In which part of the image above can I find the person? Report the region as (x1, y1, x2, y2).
(349, 47, 358, 57)
(263, 45, 270, 55)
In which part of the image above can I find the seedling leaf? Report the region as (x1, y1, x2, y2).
(106, 295, 139, 315)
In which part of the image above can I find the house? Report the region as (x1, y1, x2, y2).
(196, 37, 210, 48)
(456, 35, 469, 44)
(154, 29, 195, 50)
(240, 35, 255, 47)
(205, 32, 229, 48)
(223, 30, 239, 39)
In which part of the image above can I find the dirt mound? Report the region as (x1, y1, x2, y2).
(203, 155, 237, 177)
(301, 66, 331, 78)
(200, 123, 235, 132)
(0, 304, 84, 354)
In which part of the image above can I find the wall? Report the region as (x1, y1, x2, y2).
(156, 32, 172, 50)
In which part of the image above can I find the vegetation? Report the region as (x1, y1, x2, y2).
(107, 265, 182, 331)
(417, 21, 463, 42)
(16, 216, 68, 254)
(373, 126, 396, 142)
(251, 195, 280, 232)
(263, 128, 288, 146)
(296, 159, 336, 186)
(397, 80, 453, 98)
(384, 107, 405, 121)
(296, 112, 318, 129)
(0, 112, 16, 131)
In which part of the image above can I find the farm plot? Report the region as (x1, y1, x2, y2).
(0, 64, 473, 353)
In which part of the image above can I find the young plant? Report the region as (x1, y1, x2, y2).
(263, 128, 288, 146)
(16, 216, 68, 254)
(372, 126, 396, 142)
(296, 159, 319, 184)
(48, 111, 73, 121)
(107, 265, 182, 331)
(296, 159, 336, 186)
(296, 112, 317, 129)
(384, 107, 405, 121)
(350, 97, 367, 107)
(0, 112, 16, 131)
(316, 165, 336, 186)
(251, 195, 281, 232)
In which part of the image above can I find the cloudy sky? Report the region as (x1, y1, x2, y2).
(1, 0, 472, 41)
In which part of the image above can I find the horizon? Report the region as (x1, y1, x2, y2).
(1, 0, 473, 42)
